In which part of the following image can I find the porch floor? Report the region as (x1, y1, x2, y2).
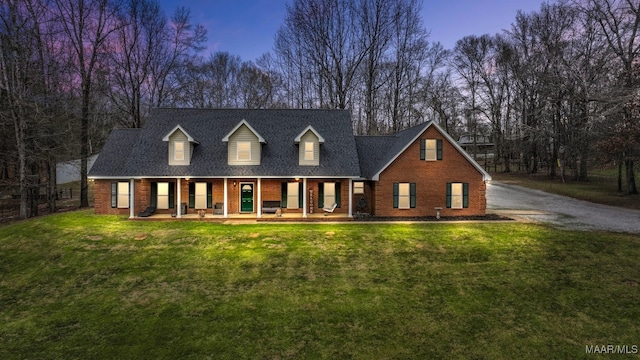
(134, 212, 352, 222)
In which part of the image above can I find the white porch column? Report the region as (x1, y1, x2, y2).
(257, 178, 262, 218)
(348, 178, 353, 218)
(176, 178, 182, 218)
(129, 178, 135, 219)
(302, 177, 308, 218)
(223, 178, 228, 218)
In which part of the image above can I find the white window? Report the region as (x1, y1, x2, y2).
(117, 182, 129, 208)
(195, 182, 207, 209)
(451, 183, 463, 209)
(287, 182, 299, 209)
(157, 182, 169, 209)
(324, 182, 336, 207)
(425, 139, 437, 161)
(304, 141, 314, 161)
(398, 183, 410, 209)
(237, 141, 251, 161)
(353, 181, 364, 194)
(174, 141, 185, 161)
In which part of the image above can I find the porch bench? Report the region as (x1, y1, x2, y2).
(262, 200, 281, 214)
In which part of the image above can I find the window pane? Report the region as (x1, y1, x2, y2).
(117, 182, 129, 208)
(398, 183, 410, 209)
(237, 141, 251, 160)
(174, 141, 184, 160)
(287, 182, 299, 209)
(304, 141, 314, 160)
(195, 182, 207, 209)
(425, 139, 437, 161)
(451, 183, 463, 209)
(353, 181, 364, 194)
(324, 182, 335, 206)
(157, 182, 169, 209)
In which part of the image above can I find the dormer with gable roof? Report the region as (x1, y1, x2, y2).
(222, 119, 265, 165)
(294, 125, 324, 166)
(162, 125, 199, 165)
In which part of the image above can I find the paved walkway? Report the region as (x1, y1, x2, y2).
(487, 181, 640, 233)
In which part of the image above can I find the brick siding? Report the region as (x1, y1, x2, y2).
(373, 126, 487, 217)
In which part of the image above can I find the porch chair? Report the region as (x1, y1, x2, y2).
(322, 202, 338, 216)
(213, 203, 224, 215)
(137, 206, 156, 217)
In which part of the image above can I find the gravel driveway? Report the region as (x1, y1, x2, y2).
(487, 181, 640, 233)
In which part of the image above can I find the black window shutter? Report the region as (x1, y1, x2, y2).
(463, 183, 469, 208)
(410, 183, 416, 208)
(150, 182, 157, 208)
(111, 182, 117, 208)
(335, 182, 341, 208)
(298, 181, 303, 208)
(446, 183, 452, 208)
(207, 182, 213, 208)
(188, 182, 195, 208)
(318, 182, 324, 208)
(169, 182, 175, 208)
(393, 183, 399, 208)
(281, 182, 287, 208)
(437, 139, 443, 160)
(420, 139, 426, 160)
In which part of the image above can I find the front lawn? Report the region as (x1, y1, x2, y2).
(1, 211, 639, 359)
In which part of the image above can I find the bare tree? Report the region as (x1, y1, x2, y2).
(108, 0, 166, 128)
(237, 61, 276, 109)
(146, 6, 206, 108)
(588, 0, 639, 194)
(0, 0, 64, 217)
(382, 0, 431, 133)
(54, 0, 121, 207)
(277, 0, 368, 109)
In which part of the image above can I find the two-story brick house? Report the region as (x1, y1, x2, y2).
(89, 108, 491, 219)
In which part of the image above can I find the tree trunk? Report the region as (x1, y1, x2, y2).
(80, 84, 90, 208)
(618, 155, 623, 192)
(47, 156, 56, 213)
(626, 159, 638, 194)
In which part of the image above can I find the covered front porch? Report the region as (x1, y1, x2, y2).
(123, 176, 361, 220)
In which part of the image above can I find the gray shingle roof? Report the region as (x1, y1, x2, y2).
(90, 108, 361, 178)
(355, 122, 430, 178)
(89, 128, 141, 177)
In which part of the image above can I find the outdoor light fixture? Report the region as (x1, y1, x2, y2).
(233, 181, 237, 187)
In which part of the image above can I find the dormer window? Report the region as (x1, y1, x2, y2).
(304, 141, 314, 161)
(222, 120, 265, 165)
(237, 141, 251, 161)
(174, 141, 185, 161)
(295, 125, 324, 166)
(162, 124, 198, 166)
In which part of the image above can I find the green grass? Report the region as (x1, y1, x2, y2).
(1, 211, 639, 359)
(491, 167, 640, 210)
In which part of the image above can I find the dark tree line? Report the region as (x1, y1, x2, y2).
(1, 0, 639, 219)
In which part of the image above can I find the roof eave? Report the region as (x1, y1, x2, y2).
(162, 124, 199, 144)
(221, 119, 266, 143)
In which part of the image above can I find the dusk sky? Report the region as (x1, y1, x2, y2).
(158, 0, 548, 62)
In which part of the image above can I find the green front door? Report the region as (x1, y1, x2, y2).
(240, 183, 254, 212)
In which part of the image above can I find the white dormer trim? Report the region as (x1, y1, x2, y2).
(294, 125, 325, 144)
(162, 124, 199, 144)
(222, 119, 266, 143)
